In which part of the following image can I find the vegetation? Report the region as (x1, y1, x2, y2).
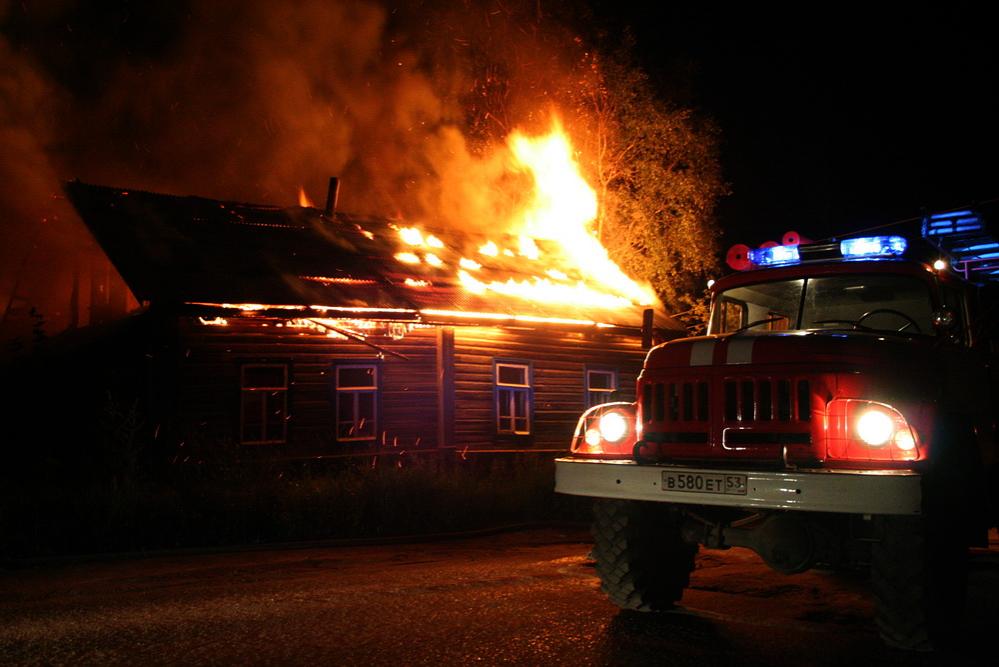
(0, 450, 582, 560)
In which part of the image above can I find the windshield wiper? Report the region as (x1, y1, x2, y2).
(732, 316, 786, 334)
(809, 319, 921, 337)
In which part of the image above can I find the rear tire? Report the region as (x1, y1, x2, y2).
(591, 499, 698, 611)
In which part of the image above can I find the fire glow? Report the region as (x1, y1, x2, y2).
(392, 120, 656, 311)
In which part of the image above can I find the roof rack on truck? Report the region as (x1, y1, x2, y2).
(922, 208, 999, 283)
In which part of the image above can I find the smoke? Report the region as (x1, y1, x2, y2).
(0, 0, 595, 338)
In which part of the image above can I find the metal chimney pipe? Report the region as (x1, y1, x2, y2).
(324, 177, 340, 217)
(641, 308, 654, 349)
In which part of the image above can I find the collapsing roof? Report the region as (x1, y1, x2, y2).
(65, 181, 681, 333)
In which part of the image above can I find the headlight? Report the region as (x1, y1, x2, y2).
(856, 409, 894, 446)
(571, 402, 638, 458)
(825, 398, 919, 462)
(598, 411, 629, 442)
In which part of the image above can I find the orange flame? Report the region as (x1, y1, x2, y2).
(389, 118, 656, 313)
(298, 186, 315, 208)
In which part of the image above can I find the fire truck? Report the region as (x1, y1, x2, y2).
(556, 210, 999, 650)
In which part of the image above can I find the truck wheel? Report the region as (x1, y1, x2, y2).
(870, 515, 967, 651)
(591, 499, 697, 611)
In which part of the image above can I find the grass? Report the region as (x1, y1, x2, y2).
(0, 452, 588, 559)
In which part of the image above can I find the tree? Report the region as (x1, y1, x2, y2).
(568, 50, 728, 321)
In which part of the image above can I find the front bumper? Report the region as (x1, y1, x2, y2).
(555, 457, 922, 515)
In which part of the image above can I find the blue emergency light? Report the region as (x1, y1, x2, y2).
(744, 234, 907, 269)
(839, 235, 907, 259)
(748, 244, 800, 267)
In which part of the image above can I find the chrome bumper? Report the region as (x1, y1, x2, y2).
(555, 457, 922, 515)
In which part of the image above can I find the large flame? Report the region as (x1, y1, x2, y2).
(506, 121, 655, 307)
(391, 118, 656, 312)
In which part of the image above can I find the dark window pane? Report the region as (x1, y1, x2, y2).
(514, 391, 528, 418)
(498, 365, 527, 386)
(244, 365, 286, 389)
(242, 392, 264, 426)
(357, 392, 375, 419)
(588, 371, 614, 390)
(497, 389, 512, 418)
(338, 366, 376, 389)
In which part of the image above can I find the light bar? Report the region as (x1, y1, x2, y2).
(748, 244, 800, 267)
(922, 210, 983, 237)
(839, 235, 907, 259)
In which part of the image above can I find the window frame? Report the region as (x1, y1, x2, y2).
(239, 363, 289, 445)
(585, 366, 619, 408)
(494, 360, 532, 436)
(333, 362, 380, 443)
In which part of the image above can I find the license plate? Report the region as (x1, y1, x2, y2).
(662, 471, 748, 495)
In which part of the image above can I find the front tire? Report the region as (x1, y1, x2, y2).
(871, 515, 967, 651)
(591, 499, 698, 611)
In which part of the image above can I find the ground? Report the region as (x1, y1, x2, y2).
(1, 527, 997, 665)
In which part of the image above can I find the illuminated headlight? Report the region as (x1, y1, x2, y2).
(571, 401, 639, 458)
(598, 411, 629, 443)
(856, 409, 894, 446)
(825, 398, 920, 462)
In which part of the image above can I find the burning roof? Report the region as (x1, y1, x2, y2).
(65, 180, 680, 332)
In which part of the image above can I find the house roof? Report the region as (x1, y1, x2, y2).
(66, 181, 683, 332)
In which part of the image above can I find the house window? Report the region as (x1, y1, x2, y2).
(495, 361, 531, 435)
(240, 364, 288, 444)
(335, 364, 378, 441)
(586, 367, 618, 407)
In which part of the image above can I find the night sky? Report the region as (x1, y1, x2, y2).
(593, 2, 999, 248)
(3, 0, 998, 330)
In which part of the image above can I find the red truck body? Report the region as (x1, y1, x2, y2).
(557, 226, 999, 651)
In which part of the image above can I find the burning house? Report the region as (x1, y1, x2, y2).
(48, 122, 689, 462)
(62, 171, 681, 460)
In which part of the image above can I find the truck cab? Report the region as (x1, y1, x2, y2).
(556, 215, 999, 651)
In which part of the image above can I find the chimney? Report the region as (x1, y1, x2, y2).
(324, 176, 340, 217)
(641, 308, 654, 349)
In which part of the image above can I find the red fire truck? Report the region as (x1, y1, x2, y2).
(556, 211, 999, 650)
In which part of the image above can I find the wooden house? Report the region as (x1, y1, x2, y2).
(65, 180, 684, 460)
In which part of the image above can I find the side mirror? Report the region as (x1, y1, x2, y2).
(931, 309, 956, 330)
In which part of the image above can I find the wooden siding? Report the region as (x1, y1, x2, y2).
(452, 326, 645, 451)
(174, 318, 439, 456)
(171, 317, 648, 456)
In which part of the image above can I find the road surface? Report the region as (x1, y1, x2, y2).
(1, 527, 997, 665)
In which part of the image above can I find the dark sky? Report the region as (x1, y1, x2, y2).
(592, 2, 999, 248)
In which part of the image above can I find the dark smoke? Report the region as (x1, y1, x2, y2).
(0, 0, 605, 340)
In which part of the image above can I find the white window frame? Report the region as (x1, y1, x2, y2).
(585, 367, 618, 408)
(495, 361, 531, 435)
(335, 364, 379, 442)
(240, 363, 288, 445)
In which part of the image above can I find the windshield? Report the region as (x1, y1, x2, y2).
(710, 274, 935, 336)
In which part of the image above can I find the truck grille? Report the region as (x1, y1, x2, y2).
(643, 378, 811, 425)
(643, 380, 710, 423)
(724, 377, 811, 423)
